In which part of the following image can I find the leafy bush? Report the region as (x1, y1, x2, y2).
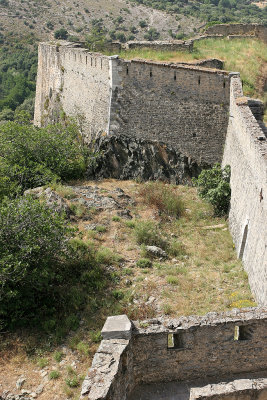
(139, 182, 184, 218)
(54, 28, 68, 40)
(136, 258, 152, 268)
(193, 164, 231, 216)
(144, 28, 160, 41)
(49, 370, 60, 379)
(0, 197, 106, 330)
(139, 20, 148, 28)
(0, 121, 89, 199)
(168, 240, 186, 257)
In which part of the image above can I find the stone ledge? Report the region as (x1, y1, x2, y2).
(190, 377, 267, 399)
(101, 315, 132, 340)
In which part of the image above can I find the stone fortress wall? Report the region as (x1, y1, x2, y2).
(80, 309, 267, 399)
(34, 29, 267, 307)
(223, 77, 267, 306)
(34, 42, 231, 167)
(204, 23, 267, 43)
(34, 43, 112, 140)
(108, 58, 230, 167)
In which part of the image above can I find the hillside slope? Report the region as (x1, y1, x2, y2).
(0, 0, 203, 42)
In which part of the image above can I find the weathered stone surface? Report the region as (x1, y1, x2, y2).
(145, 246, 167, 258)
(222, 77, 267, 305)
(80, 339, 132, 400)
(190, 377, 267, 399)
(80, 308, 267, 399)
(204, 23, 267, 43)
(70, 186, 120, 210)
(24, 187, 71, 215)
(101, 315, 132, 340)
(34, 42, 230, 167)
(15, 379, 25, 390)
(87, 134, 206, 184)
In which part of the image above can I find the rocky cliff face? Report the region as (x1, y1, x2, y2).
(87, 134, 209, 184)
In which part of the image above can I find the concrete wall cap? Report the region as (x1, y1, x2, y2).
(101, 314, 132, 340)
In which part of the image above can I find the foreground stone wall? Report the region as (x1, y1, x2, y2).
(81, 309, 267, 399)
(190, 377, 267, 399)
(34, 42, 111, 141)
(222, 77, 267, 305)
(132, 308, 267, 385)
(109, 58, 230, 166)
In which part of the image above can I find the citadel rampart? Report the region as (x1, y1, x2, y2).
(34, 41, 267, 307)
(223, 77, 267, 305)
(34, 42, 230, 167)
(81, 309, 267, 399)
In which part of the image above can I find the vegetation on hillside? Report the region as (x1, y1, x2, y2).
(0, 34, 38, 118)
(0, 120, 90, 200)
(130, 0, 267, 25)
(193, 164, 231, 216)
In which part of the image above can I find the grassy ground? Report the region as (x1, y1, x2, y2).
(0, 180, 255, 399)
(119, 38, 267, 121)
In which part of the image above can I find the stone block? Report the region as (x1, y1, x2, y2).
(101, 315, 132, 340)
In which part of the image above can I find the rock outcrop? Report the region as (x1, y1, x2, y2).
(87, 134, 208, 184)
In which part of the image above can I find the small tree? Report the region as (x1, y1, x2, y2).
(0, 197, 73, 328)
(193, 164, 231, 216)
(85, 27, 108, 51)
(144, 28, 160, 41)
(54, 28, 68, 40)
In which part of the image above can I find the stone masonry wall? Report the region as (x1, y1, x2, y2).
(109, 58, 230, 166)
(131, 308, 267, 385)
(34, 42, 111, 142)
(222, 77, 267, 305)
(34, 42, 230, 167)
(80, 309, 267, 399)
(124, 40, 193, 52)
(204, 24, 267, 43)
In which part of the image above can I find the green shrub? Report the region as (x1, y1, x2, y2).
(96, 246, 122, 265)
(166, 275, 179, 285)
(193, 164, 231, 216)
(95, 225, 107, 233)
(125, 220, 136, 229)
(139, 20, 147, 28)
(134, 221, 167, 249)
(168, 240, 186, 257)
(53, 351, 64, 363)
(0, 197, 106, 330)
(0, 121, 90, 199)
(139, 182, 184, 218)
(89, 330, 102, 343)
(54, 28, 68, 39)
(65, 376, 79, 388)
(49, 370, 60, 379)
(136, 258, 152, 268)
(144, 28, 160, 41)
(76, 341, 90, 356)
(37, 357, 49, 368)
